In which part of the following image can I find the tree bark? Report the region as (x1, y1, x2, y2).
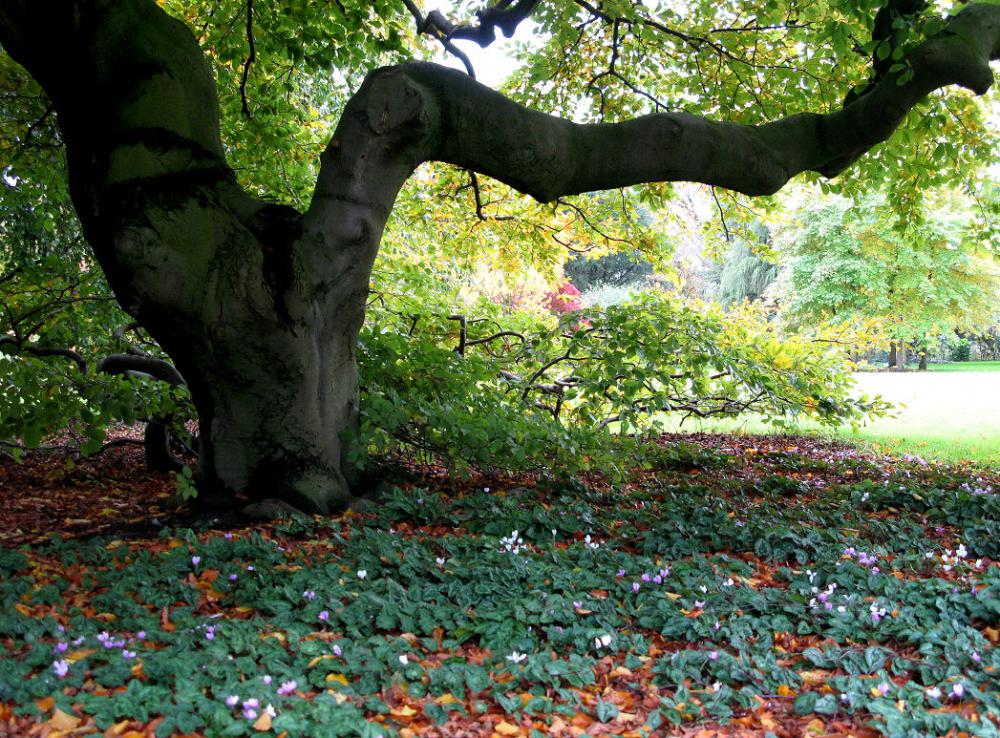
(2, 0, 999, 511)
(895, 344, 908, 370)
(918, 351, 928, 371)
(888, 343, 897, 369)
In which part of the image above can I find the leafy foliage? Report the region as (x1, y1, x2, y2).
(775, 193, 1000, 346)
(357, 281, 887, 479)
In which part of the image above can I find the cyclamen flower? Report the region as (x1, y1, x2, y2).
(877, 682, 891, 696)
(435, 557, 446, 566)
(318, 611, 329, 622)
(205, 626, 215, 641)
(972, 651, 982, 663)
(333, 644, 343, 657)
(357, 569, 367, 579)
(229, 574, 238, 582)
(122, 650, 136, 659)
(243, 708, 258, 720)
(506, 651, 527, 664)
(398, 654, 409, 666)
(926, 687, 942, 700)
(951, 683, 965, 699)
(52, 659, 70, 678)
(226, 695, 240, 707)
(616, 569, 626, 578)
(262, 675, 272, 685)
(631, 582, 640, 593)
(54, 642, 68, 654)
(711, 681, 722, 692)
(243, 698, 260, 710)
(302, 591, 316, 601)
(277, 680, 297, 696)
(594, 633, 612, 649)
(708, 651, 719, 661)
(191, 555, 201, 567)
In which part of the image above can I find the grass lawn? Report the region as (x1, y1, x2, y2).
(926, 361, 1000, 373)
(658, 370, 1000, 465)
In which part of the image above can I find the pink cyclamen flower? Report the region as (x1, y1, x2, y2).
(951, 683, 965, 699)
(277, 680, 297, 696)
(262, 675, 272, 685)
(226, 695, 240, 707)
(52, 659, 70, 678)
(122, 650, 136, 659)
(333, 644, 343, 657)
(191, 555, 201, 567)
(631, 582, 640, 593)
(318, 611, 329, 622)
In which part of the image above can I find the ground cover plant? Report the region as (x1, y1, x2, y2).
(1, 436, 997, 737)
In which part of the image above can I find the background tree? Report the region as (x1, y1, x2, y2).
(0, 0, 998, 511)
(774, 193, 1000, 369)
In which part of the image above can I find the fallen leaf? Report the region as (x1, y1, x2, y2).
(494, 720, 521, 735)
(253, 710, 272, 731)
(49, 708, 81, 731)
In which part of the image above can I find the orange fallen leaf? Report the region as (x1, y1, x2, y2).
(34, 695, 55, 712)
(253, 710, 272, 731)
(49, 707, 81, 731)
(776, 684, 795, 697)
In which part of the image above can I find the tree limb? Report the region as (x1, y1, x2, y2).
(365, 4, 999, 203)
(97, 353, 186, 387)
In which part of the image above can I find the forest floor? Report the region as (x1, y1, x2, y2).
(0, 436, 998, 738)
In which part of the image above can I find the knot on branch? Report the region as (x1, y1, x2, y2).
(364, 68, 428, 137)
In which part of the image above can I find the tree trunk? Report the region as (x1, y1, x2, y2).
(918, 352, 928, 371)
(888, 343, 897, 369)
(895, 343, 908, 370)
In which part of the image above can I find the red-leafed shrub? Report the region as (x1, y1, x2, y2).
(544, 282, 582, 314)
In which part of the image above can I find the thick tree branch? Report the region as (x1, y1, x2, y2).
(369, 4, 1000, 202)
(97, 353, 186, 387)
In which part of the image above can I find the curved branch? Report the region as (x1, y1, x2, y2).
(0, 336, 88, 373)
(383, 4, 998, 201)
(97, 353, 186, 387)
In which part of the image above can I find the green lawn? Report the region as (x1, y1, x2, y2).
(659, 370, 1000, 465)
(926, 360, 1000, 372)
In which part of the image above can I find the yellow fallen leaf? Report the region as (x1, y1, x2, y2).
(805, 718, 825, 734)
(14, 603, 31, 617)
(104, 719, 132, 735)
(326, 690, 349, 704)
(65, 648, 95, 663)
(49, 707, 81, 731)
(34, 696, 54, 713)
(494, 720, 521, 736)
(665, 592, 682, 601)
(325, 673, 349, 686)
(800, 670, 831, 686)
(389, 705, 417, 719)
(308, 654, 335, 668)
(253, 710, 272, 731)
(776, 684, 795, 697)
(435, 693, 462, 705)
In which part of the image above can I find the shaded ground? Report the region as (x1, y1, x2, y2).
(0, 436, 998, 737)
